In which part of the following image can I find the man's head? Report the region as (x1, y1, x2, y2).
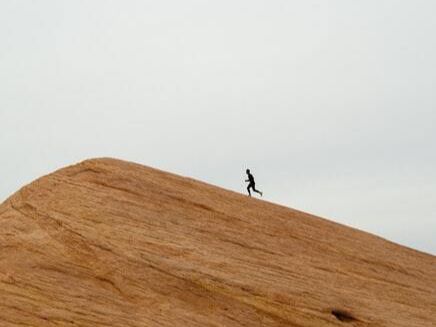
(246, 169, 250, 174)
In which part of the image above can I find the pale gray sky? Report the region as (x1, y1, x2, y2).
(1, 1, 435, 254)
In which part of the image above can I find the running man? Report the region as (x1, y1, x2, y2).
(245, 169, 263, 197)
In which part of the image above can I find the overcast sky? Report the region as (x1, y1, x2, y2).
(1, 1, 435, 254)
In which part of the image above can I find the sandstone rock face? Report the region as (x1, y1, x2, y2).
(0, 158, 435, 327)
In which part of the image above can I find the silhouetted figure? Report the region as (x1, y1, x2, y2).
(245, 169, 263, 197)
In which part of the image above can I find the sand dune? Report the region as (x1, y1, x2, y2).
(0, 158, 435, 326)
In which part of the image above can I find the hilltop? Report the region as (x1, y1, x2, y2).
(0, 158, 435, 326)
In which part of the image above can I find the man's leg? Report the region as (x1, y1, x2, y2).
(252, 185, 263, 197)
(247, 185, 252, 196)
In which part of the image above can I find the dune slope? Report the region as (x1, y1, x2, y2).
(0, 158, 435, 327)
